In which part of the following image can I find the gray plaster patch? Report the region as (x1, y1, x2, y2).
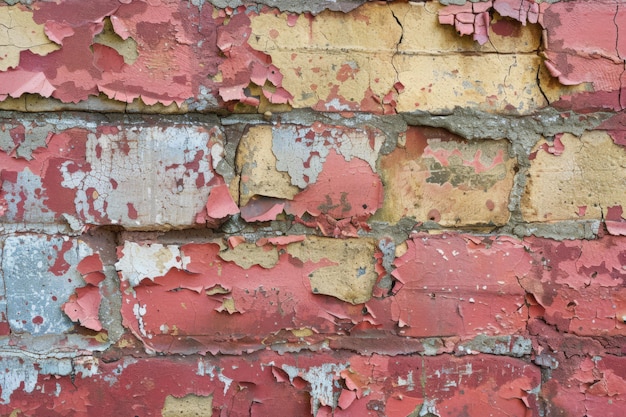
(2, 235, 88, 336)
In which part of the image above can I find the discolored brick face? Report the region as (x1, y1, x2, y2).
(0, 1, 625, 416)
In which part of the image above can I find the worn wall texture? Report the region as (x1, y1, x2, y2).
(0, 0, 625, 416)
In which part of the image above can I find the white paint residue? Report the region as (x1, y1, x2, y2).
(0, 357, 73, 404)
(73, 356, 99, 378)
(397, 370, 415, 391)
(272, 125, 384, 188)
(419, 399, 439, 417)
(58, 127, 217, 227)
(196, 360, 232, 395)
(133, 303, 148, 337)
(218, 372, 233, 395)
(282, 362, 349, 416)
(115, 242, 183, 287)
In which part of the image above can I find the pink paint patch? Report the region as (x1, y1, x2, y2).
(240, 197, 285, 222)
(285, 150, 383, 219)
(77, 254, 104, 276)
(127, 203, 138, 220)
(539, 135, 565, 156)
(606, 205, 626, 236)
(63, 285, 103, 332)
(205, 184, 240, 219)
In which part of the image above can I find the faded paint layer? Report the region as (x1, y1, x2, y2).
(377, 126, 515, 227)
(0, 120, 227, 229)
(522, 131, 626, 223)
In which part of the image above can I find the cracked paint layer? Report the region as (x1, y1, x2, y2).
(522, 131, 626, 223)
(0, 2, 291, 110)
(0, 4, 59, 72)
(0, 120, 227, 229)
(0, 351, 542, 416)
(521, 235, 626, 337)
(439, 0, 626, 112)
(2, 1, 626, 415)
(250, 1, 555, 114)
(367, 233, 531, 338)
(0, 234, 116, 352)
(377, 126, 515, 227)
(237, 122, 384, 236)
(116, 236, 379, 354)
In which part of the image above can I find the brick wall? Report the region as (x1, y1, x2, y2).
(0, 1, 625, 416)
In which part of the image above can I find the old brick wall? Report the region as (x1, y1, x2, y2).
(0, 0, 625, 416)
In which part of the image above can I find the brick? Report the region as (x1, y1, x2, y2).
(0, 121, 227, 229)
(366, 233, 530, 338)
(116, 236, 379, 354)
(522, 131, 626, 223)
(237, 122, 384, 236)
(236, 125, 299, 207)
(0, 350, 540, 417)
(520, 235, 626, 337)
(249, 2, 555, 114)
(0, 5, 58, 72)
(376, 126, 515, 227)
(541, 1, 626, 111)
(0, 234, 115, 350)
(542, 354, 626, 417)
(0, 3, 291, 110)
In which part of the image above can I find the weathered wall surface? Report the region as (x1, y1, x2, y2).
(0, 0, 625, 416)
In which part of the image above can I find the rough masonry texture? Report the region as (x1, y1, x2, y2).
(0, 0, 625, 416)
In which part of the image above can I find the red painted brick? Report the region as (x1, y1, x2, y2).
(116, 236, 381, 354)
(520, 235, 626, 337)
(366, 233, 530, 338)
(0, 121, 227, 229)
(0, 351, 540, 417)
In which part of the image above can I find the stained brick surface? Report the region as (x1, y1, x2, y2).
(0, 0, 625, 416)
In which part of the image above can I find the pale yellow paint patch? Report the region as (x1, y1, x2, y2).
(162, 394, 213, 417)
(291, 328, 314, 337)
(236, 126, 299, 207)
(218, 297, 239, 314)
(93, 17, 138, 65)
(219, 242, 279, 269)
(287, 237, 377, 304)
(395, 53, 547, 114)
(522, 131, 626, 221)
(0, 5, 59, 71)
(249, 2, 564, 114)
(249, 2, 400, 110)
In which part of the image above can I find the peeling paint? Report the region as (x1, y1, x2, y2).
(1, 1, 626, 415)
(1, 121, 226, 229)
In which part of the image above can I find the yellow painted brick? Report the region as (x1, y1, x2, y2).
(395, 54, 547, 113)
(162, 394, 212, 417)
(376, 127, 514, 227)
(236, 125, 299, 207)
(249, 3, 400, 111)
(287, 237, 377, 305)
(522, 131, 626, 222)
(0, 5, 58, 71)
(249, 2, 554, 114)
(398, 3, 541, 54)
